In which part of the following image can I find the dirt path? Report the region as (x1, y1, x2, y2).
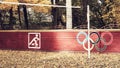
(0, 50, 119, 68)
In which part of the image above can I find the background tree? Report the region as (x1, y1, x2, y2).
(89, 0, 117, 29)
(19, 0, 51, 13)
(19, 0, 51, 29)
(72, 0, 89, 29)
(0, 0, 120, 29)
(72, 0, 119, 29)
(72, 0, 83, 28)
(113, 0, 120, 25)
(0, 0, 18, 29)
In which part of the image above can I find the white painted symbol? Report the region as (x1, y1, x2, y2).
(28, 33, 41, 49)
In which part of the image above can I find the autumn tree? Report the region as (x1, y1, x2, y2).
(0, 0, 18, 11)
(0, 0, 18, 29)
(0, 0, 52, 29)
(72, 0, 83, 28)
(89, 0, 118, 29)
(19, 0, 51, 13)
(19, 0, 51, 29)
(113, 0, 120, 25)
(32, 0, 51, 13)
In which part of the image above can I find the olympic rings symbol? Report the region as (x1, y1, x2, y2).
(76, 31, 113, 52)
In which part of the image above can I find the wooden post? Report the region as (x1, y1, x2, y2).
(66, 0, 72, 29)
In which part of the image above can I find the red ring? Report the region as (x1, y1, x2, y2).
(101, 32, 113, 45)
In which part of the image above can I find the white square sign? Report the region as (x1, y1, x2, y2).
(28, 33, 41, 49)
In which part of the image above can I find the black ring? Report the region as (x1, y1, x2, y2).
(95, 38, 107, 52)
(90, 32, 100, 44)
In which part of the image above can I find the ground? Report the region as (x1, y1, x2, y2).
(0, 50, 120, 68)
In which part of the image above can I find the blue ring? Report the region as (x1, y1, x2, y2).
(76, 31, 88, 45)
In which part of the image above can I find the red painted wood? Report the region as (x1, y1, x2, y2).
(0, 31, 120, 52)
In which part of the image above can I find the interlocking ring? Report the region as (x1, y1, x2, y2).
(76, 31, 88, 45)
(83, 38, 95, 51)
(95, 38, 107, 52)
(76, 31, 113, 52)
(101, 32, 113, 45)
(90, 32, 100, 44)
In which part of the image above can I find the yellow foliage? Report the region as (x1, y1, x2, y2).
(0, 0, 51, 13)
(0, 0, 18, 11)
(31, 0, 51, 13)
(19, 0, 39, 3)
(114, 0, 120, 23)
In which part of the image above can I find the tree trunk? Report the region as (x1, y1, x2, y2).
(23, 5, 29, 29)
(51, 0, 58, 28)
(0, 10, 2, 29)
(9, 7, 13, 26)
(18, 6, 22, 27)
